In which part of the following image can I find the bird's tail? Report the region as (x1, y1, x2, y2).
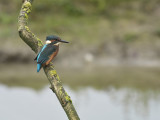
(37, 64, 41, 72)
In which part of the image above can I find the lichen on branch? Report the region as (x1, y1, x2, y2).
(18, 0, 43, 53)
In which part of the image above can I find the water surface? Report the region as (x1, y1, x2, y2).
(0, 65, 160, 120)
(0, 85, 160, 120)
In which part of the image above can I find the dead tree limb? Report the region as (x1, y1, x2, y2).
(18, 0, 80, 120)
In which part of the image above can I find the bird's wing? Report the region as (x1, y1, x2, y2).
(37, 44, 58, 64)
(34, 46, 44, 61)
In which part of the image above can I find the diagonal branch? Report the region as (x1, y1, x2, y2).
(18, 0, 80, 120)
(18, 0, 43, 53)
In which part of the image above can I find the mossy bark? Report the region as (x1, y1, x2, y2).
(18, 0, 80, 120)
(44, 63, 80, 120)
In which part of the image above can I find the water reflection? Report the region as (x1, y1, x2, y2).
(0, 85, 67, 120)
(0, 85, 160, 120)
(1, 65, 160, 119)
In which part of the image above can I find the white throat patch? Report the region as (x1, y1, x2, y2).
(46, 40, 51, 44)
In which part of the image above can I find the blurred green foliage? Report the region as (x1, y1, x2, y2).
(1, 0, 160, 16)
(124, 33, 138, 42)
(0, 0, 160, 46)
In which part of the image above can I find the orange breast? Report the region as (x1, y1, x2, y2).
(45, 48, 59, 65)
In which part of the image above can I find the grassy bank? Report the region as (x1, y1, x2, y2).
(0, 0, 160, 63)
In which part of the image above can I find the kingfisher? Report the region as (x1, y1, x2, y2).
(34, 35, 69, 72)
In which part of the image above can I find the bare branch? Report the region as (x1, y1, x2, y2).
(18, 0, 80, 120)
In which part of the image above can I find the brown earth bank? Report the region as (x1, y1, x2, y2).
(1, 42, 160, 67)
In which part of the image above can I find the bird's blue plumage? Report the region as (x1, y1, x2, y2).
(36, 43, 58, 72)
(37, 44, 47, 62)
(37, 64, 41, 72)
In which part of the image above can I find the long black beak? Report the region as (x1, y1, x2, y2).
(59, 40, 69, 43)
